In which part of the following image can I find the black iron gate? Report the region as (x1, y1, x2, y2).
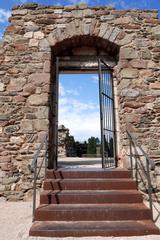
(98, 59, 116, 168)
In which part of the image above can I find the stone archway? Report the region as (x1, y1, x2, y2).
(1, 3, 159, 199)
(46, 22, 121, 169)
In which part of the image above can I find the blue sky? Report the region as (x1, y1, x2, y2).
(59, 74, 100, 141)
(0, 0, 160, 141)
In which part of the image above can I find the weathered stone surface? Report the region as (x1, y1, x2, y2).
(34, 31, 44, 40)
(124, 101, 145, 109)
(24, 31, 33, 39)
(5, 125, 20, 133)
(24, 21, 39, 32)
(152, 26, 160, 40)
(29, 39, 39, 47)
(28, 73, 50, 87)
(120, 88, 140, 97)
(28, 93, 48, 106)
(7, 78, 26, 92)
(12, 9, 28, 15)
(100, 15, 115, 21)
(34, 119, 49, 131)
(120, 68, 138, 78)
(39, 38, 50, 51)
(0, 156, 11, 163)
(10, 136, 24, 145)
(150, 83, 160, 89)
(140, 49, 152, 59)
(0, 82, 5, 91)
(20, 120, 34, 132)
(43, 61, 50, 73)
(36, 106, 49, 119)
(130, 60, 147, 69)
(2, 177, 19, 185)
(120, 48, 138, 59)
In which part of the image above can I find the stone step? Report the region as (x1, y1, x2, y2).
(43, 178, 137, 190)
(34, 203, 152, 221)
(29, 220, 160, 237)
(40, 190, 143, 204)
(46, 168, 132, 179)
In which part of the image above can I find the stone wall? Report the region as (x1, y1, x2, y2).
(0, 3, 160, 200)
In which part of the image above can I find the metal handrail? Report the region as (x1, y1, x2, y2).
(29, 133, 48, 221)
(126, 130, 155, 219)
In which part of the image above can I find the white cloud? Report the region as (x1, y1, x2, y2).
(0, 9, 11, 23)
(59, 81, 100, 141)
(92, 75, 99, 83)
(0, 31, 3, 39)
(59, 101, 100, 141)
(66, 89, 79, 96)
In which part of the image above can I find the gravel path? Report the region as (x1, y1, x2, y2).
(0, 200, 159, 240)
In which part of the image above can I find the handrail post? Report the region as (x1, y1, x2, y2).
(146, 157, 153, 219)
(129, 136, 133, 178)
(32, 159, 37, 222)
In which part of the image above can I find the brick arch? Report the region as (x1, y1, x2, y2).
(46, 19, 123, 54)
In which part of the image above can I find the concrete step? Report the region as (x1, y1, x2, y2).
(35, 203, 151, 221)
(46, 168, 132, 179)
(43, 178, 137, 190)
(30, 220, 160, 237)
(40, 189, 143, 204)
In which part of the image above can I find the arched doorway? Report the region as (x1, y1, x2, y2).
(48, 35, 119, 169)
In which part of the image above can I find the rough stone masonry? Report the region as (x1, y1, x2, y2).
(0, 2, 160, 200)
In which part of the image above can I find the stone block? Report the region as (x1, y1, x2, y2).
(34, 31, 44, 40)
(0, 184, 5, 191)
(24, 32, 33, 39)
(109, 27, 121, 42)
(7, 77, 26, 92)
(12, 9, 28, 15)
(120, 68, 138, 78)
(2, 177, 19, 185)
(0, 170, 6, 178)
(0, 82, 5, 92)
(0, 163, 10, 171)
(130, 60, 147, 69)
(28, 93, 48, 106)
(124, 101, 145, 109)
(140, 49, 151, 60)
(34, 119, 49, 131)
(5, 125, 20, 133)
(24, 21, 39, 32)
(10, 136, 24, 145)
(36, 106, 49, 119)
(152, 26, 160, 40)
(150, 83, 160, 89)
(120, 88, 140, 97)
(43, 61, 50, 73)
(29, 39, 39, 47)
(120, 48, 138, 59)
(0, 156, 11, 163)
(100, 15, 115, 21)
(20, 120, 34, 132)
(39, 38, 50, 52)
(28, 73, 50, 87)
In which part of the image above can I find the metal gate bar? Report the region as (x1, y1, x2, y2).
(98, 59, 116, 168)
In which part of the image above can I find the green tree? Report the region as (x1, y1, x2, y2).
(87, 137, 97, 154)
